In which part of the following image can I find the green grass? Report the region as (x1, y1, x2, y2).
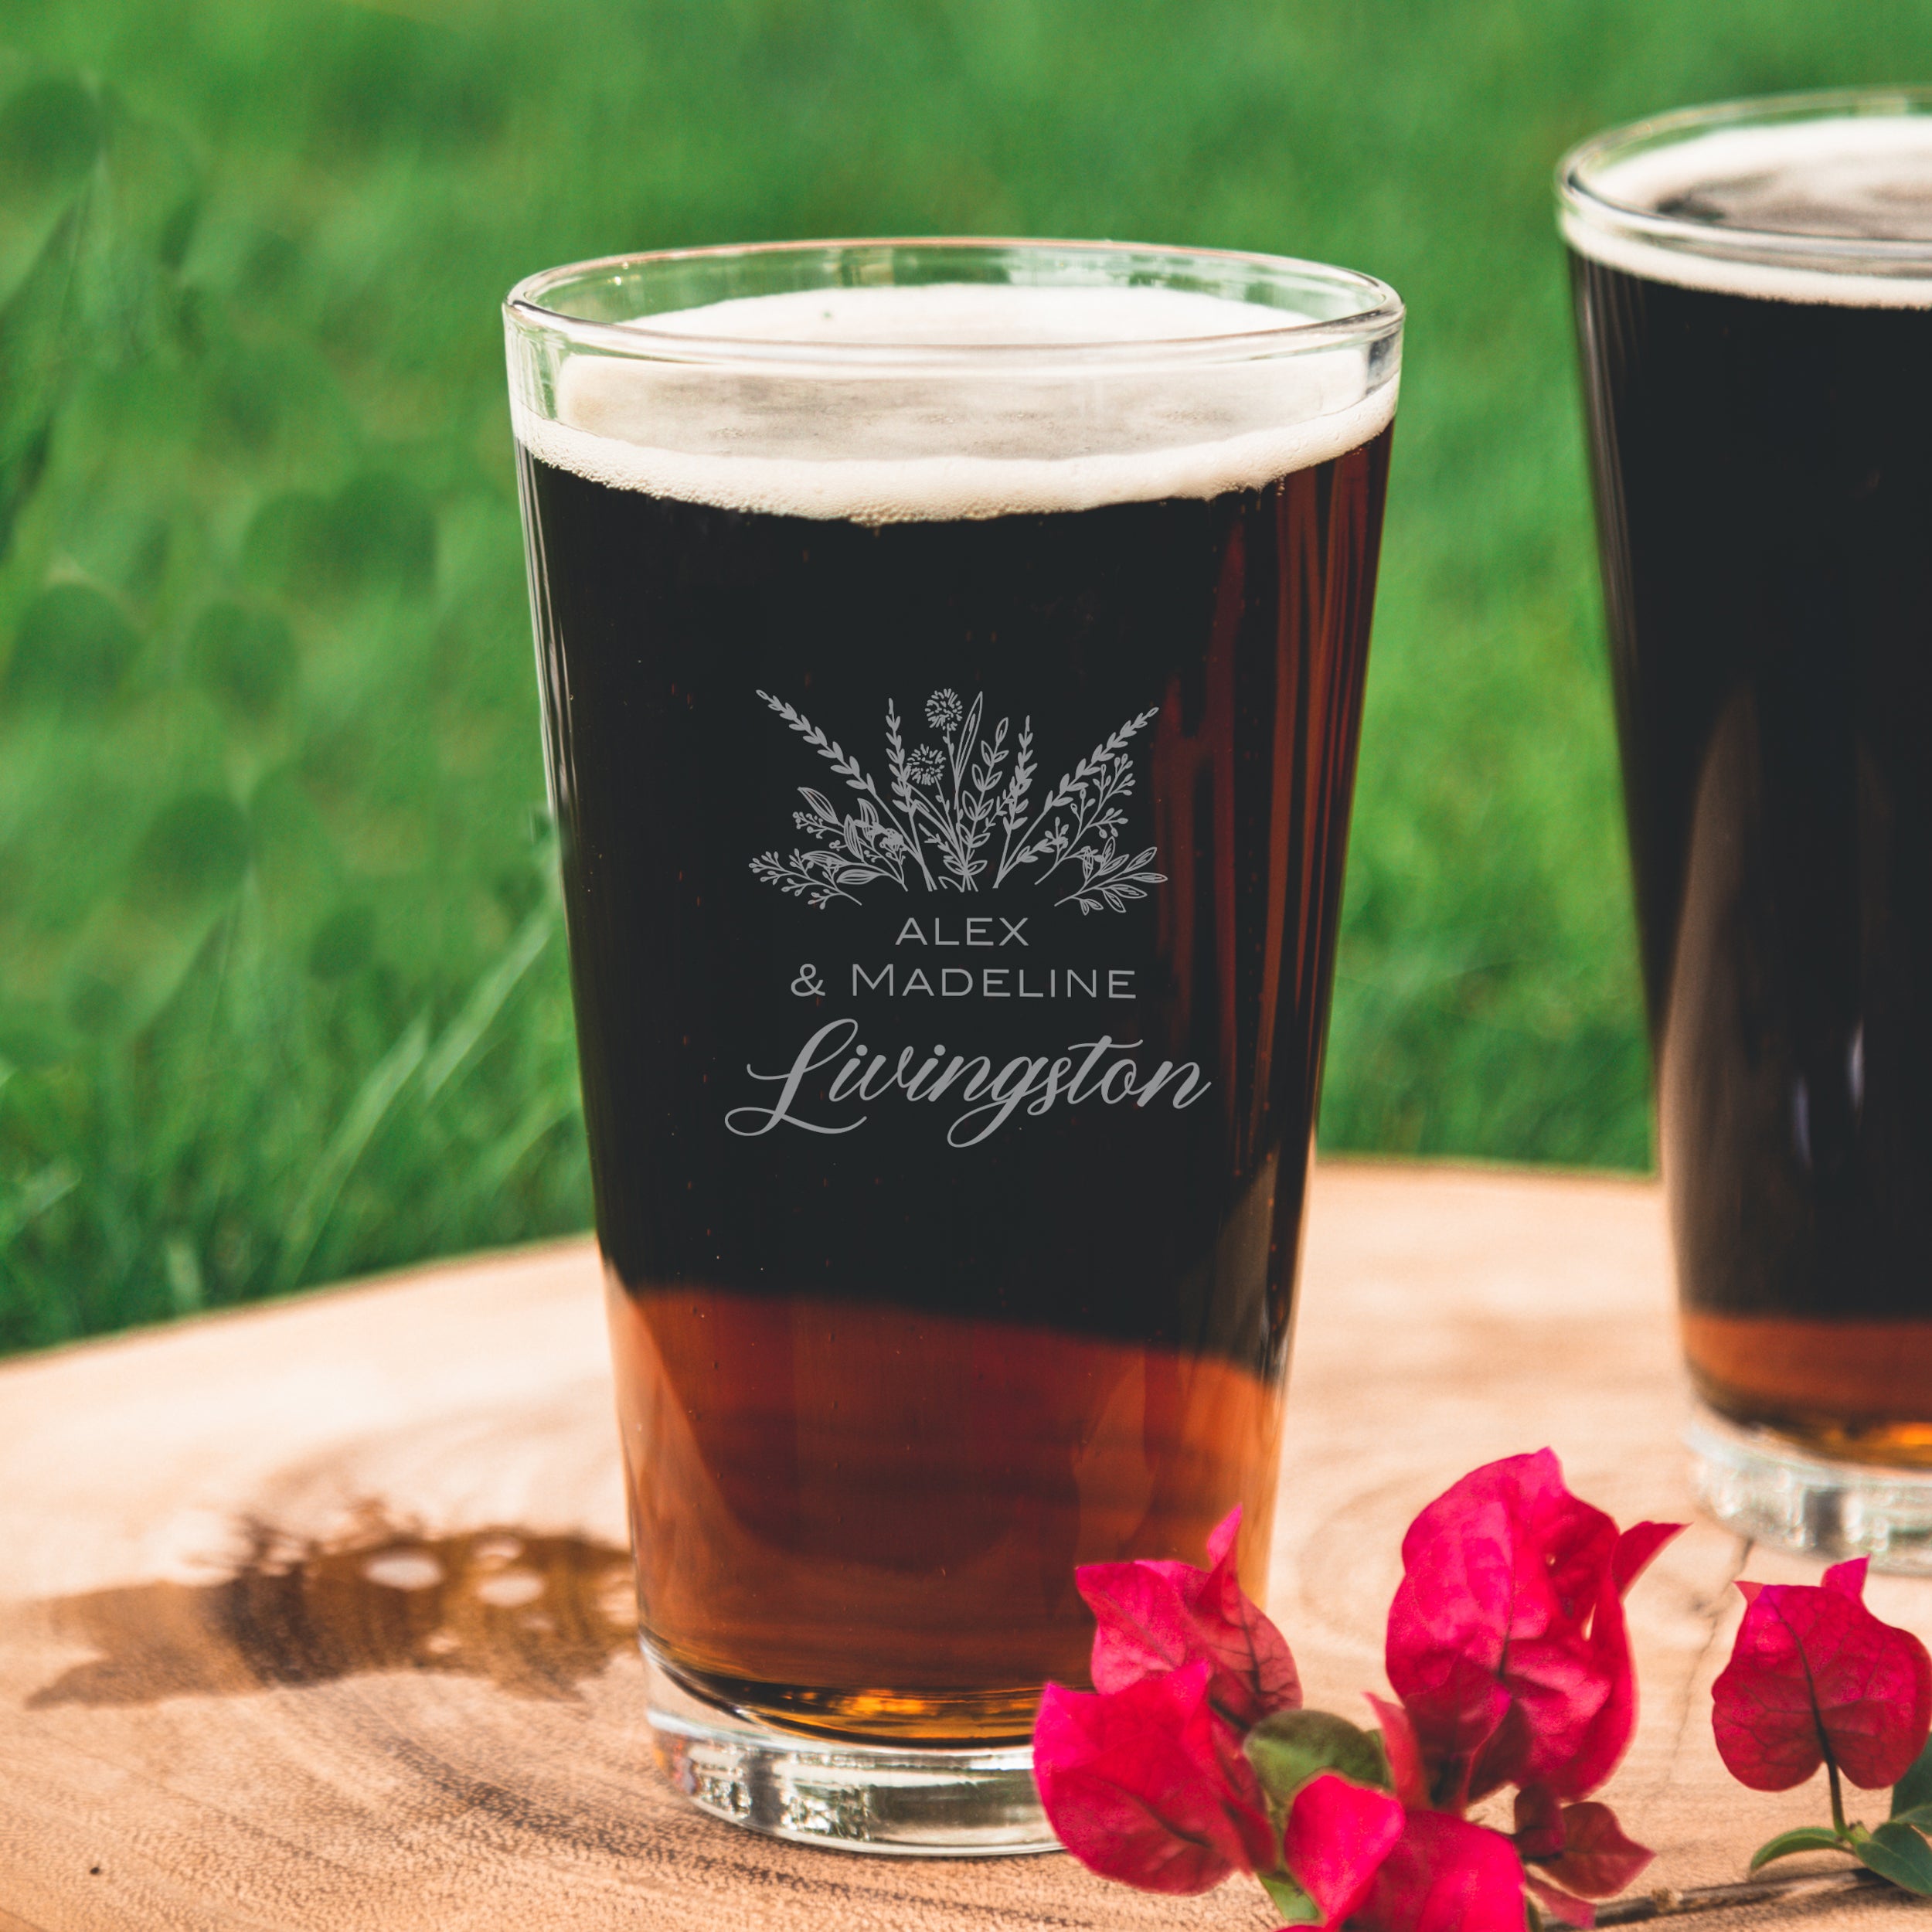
(2, 0, 1928, 1349)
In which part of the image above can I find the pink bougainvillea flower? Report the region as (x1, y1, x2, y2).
(1512, 1782, 1566, 1860)
(1366, 1692, 1429, 1809)
(1712, 1556, 1932, 1793)
(1036, 1457, 1675, 1927)
(1032, 1659, 1276, 1893)
(1611, 1520, 1684, 1594)
(1540, 1800, 1655, 1899)
(1078, 1507, 1301, 1730)
(1523, 1876, 1596, 1927)
(1354, 1809, 1529, 1932)
(1278, 1772, 1406, 1930)
(1385, 1451, 1683, 1808)
(1557, 1519, 1684, 1802)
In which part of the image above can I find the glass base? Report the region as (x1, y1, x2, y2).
(1688, 1407, 1932, 1573)
(642, 1646, 1060, 1855)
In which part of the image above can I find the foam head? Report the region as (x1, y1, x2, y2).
(511, 282, 1398, 524)
(1564, 109, 1932, 307)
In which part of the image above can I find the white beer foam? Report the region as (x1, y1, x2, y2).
(1566, 115, 1932, 308)
(513, 283, 1396, 523)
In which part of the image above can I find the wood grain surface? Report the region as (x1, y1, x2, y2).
(2, 1162, 1927, 1930)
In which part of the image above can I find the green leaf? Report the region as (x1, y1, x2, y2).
(1891, 1736, 1932, 1821)
(273, 1012, 429, 1291)
(0, 998, 81, 1071)
(242, 473, 435, 609)
(419, 903, 554, 1102)
(5, 583, 141, 710)
(330, 472, 436, 600)
(1245, 1709, 1391, 1811)
(190, 603, 294, 722)
(0, 76, 103, 202)
(0, 194, 83, 550)
(1748, 1826, 1850, 1872)
(1852, 1821, 1932, 1896)
(1259, 1871, 1321, 1926)
(308, 904, 377, 983)
(129, 793, 250, 914)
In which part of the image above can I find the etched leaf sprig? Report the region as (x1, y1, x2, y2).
(1058, 837, 1167, 916)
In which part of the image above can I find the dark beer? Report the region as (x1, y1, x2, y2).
(1567, 111, 1932, 1464)
(512, 272, 1396, 1747)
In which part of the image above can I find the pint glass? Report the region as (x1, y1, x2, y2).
(504, 240, 1400, 1848)
(1563, 97, 1932, 1565)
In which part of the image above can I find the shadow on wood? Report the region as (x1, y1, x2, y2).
(22, 1512, 634, 1709)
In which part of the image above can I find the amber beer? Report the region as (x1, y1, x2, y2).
(505, 243, 1400, 1838)
(1564, 102, 1932, 1471)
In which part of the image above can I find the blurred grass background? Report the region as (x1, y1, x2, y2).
(0, 0, 1925, 1350)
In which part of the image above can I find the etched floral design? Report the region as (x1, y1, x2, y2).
(750, 687, 1168, 913)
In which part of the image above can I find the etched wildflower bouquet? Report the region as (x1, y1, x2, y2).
(1032, 1449, 1932, 1928)
(750, 686, 1166, 913)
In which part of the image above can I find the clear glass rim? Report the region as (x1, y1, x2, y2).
(503, 236, 1403, 371)
(1558, 87, 1932, 270)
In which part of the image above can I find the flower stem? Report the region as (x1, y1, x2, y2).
(1595, 1866, 1889, 1923)
(1828, 1757, 1848, 1836)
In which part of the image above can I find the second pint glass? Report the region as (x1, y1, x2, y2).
(505, 240, 1400, 1849)
(1564, 97, 1932, 1566)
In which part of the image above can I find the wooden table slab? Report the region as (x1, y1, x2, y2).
(2, 1162, 1926, 1930)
